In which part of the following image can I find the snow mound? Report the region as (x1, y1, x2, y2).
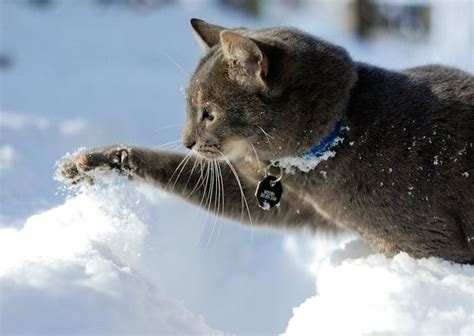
(0, 178, 217, 335)
(284, 250, 474, 336)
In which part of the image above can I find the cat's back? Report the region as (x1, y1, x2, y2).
(351, 63, 473, 137)
(403, 64, 473, 87)
(344, 63, 473, 261)
(401, 64, 473, 149)
(402, 65, 474, 160)
(350, 63, 473, 186)
(403, 64, 474, 110)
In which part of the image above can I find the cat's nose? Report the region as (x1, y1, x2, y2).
(185, 141, 196, 150)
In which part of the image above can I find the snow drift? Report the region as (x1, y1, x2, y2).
(0, 178, 217, 335)
(284, 238, 474, 336)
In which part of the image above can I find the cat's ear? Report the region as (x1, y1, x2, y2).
(220, 30, 268, 91)
(190, 18, 226, 51)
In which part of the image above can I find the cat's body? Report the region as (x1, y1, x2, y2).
(59, 20, 474, 263)
(303, 63, 474, 261)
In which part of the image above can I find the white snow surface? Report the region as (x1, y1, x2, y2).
(0, 178, 217, 335)
(1, 0, 473, 335)
(285, 245, 474, 336)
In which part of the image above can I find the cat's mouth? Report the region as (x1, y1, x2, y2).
(194, 147, 221, 160)
(194, 140, 249, 161)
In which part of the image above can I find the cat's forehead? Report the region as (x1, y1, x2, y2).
(187, 49, 226, 99)
(185, 85, 203, 107)
(185, 79, 205, 108)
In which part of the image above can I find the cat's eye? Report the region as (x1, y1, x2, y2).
(202, 106, 215, 121)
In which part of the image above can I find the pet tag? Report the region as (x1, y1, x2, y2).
(255, 175, 283, 210)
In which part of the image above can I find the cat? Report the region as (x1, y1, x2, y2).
(58, 18, 474, 264)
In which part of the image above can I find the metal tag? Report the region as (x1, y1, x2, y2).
(255, 175, 283, 210)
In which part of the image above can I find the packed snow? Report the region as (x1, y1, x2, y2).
(272, 121, 347, 173)
(1, 0, 473, 335)
(284, 238, 474, 336)
(273, 142, 341, 174)
(0, 179, 217, 335)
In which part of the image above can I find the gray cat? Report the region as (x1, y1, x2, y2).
(58, 19, 474, 264)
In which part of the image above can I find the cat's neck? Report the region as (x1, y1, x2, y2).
(299, 114, 348, 159)
(269, 111, 348, 174)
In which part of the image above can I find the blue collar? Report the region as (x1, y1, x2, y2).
(301, 115, 347, 160)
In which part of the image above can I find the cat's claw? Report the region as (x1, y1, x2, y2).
(57, 147, 135, 185)
(57, 155, 94, 185)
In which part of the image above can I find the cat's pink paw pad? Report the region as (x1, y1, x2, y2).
(77, 155, 91, 171)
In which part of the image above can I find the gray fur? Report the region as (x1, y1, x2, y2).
(58, 20, 474, 264)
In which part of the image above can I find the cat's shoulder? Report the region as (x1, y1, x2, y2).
(402, 65, 474, 90)
(403, 65, 474, 110)
(402, 64, 472, 78)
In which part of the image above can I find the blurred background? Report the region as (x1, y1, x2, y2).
(0, 0, 472, 334)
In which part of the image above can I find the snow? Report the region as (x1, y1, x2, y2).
(273, 143, 339, 174)
(0, 178, 217, 335)
(1, 0, 473, 334)
(285, 252, 474, 336)
(284, 237, 474, 336)
(273, 120, 347, 173)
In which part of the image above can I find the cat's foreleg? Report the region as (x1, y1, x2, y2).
(59, 146, 202, 194)
(59, 146, 263, 221)
(58, 146, 324, 229)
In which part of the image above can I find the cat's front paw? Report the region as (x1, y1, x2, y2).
(56, 146, 136, 184)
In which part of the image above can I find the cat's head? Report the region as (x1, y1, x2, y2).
(182, 19, 356, 162)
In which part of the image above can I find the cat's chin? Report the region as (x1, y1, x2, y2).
(219, 140, 251, 161)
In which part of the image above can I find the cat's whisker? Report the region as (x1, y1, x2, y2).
(170, 152, 194, 192)
(256, 125, 274, 146)
(160, 51, 189, 79)
(162, 144, 183, 152)
(197, 160, 212, 248)
(196, 161, 211, 217)
(205, 160, 220, 250)
(158, 124, 184, 131)
(153, 139, 182, 150)
(213, 160, 225, 247)
(166, 151, 192, 190)
(218, 156, 244, 224)
(219, 151, 254, 242)
(201, 160, 216, 250)
(212, 160, 224, 248)
(249, 141, 263, 172)
(184, 155, 199, 192)
(207, 161, 218, 248)
(186, 157, 205, 199)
